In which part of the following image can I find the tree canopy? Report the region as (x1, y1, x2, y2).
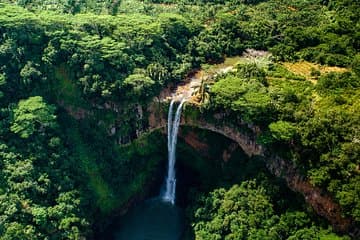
(0, 0, 358, 238)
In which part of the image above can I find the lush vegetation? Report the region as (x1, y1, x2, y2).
(190, 181, 349, 240)
(0, 0, 358, 239)
(207, 59, 360, 225)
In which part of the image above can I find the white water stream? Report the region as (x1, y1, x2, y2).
(162, 99, 186, 204)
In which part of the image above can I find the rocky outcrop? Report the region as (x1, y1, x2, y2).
(179, 130, 209, 156)
(222, 143, 238, 162)
(148, 102, 262, 156)
(181, 117, 263, 157)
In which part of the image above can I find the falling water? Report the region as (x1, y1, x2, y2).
(167, 100, 175, 155)
(162, 99, 186, 204)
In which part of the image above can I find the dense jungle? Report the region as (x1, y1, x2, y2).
(0, 0, 359, 239)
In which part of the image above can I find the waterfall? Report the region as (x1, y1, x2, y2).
(162, 99, 186, 204)
(167, 100, 174, 155)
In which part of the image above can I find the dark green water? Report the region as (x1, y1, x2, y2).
(111, 198, 185, 240)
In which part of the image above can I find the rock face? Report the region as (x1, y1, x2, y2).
(148, 102, 263, 156)
(266, 155, 356, 234)
(182, 117, 263, 157)
(179, 130, 209, 156)
(145, 101, 359, 236)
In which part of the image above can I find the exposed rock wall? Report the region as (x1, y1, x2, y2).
(181, 117, 263, 157)
(179, 130, 209, 156)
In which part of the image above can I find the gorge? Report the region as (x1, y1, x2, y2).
(146, 99, 359, 236)
(0, 1, 359, 239)
(104, 64, 359, 238)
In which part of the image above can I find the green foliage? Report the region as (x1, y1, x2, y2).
(352, 54, 360, 76)
(316, 72, 360, 94)
(123, 73, 155, 100)
(0, 73, 5, 99)
(20, 61, 42, 86)
(235, 62, 267, 83)
(190, 181, 348, 240)
(192, 181, 274, 240)
(269, 121, 296, 141)
(0, 4, 199, 105)
(6, 0, 121, 14)
(211, 63, 273, 124)
(10, 96, 56, 138)
(0, 120, 89, 239)
(267, 64, 306, 81)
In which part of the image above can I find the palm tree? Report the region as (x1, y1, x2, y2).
(192, 77, 210, 105)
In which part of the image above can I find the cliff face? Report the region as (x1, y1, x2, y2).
(145, 102, 359, 237)
(182, 117, 263, 157)
(148, 102, 263, 156)
(265, 155, 355, 234)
